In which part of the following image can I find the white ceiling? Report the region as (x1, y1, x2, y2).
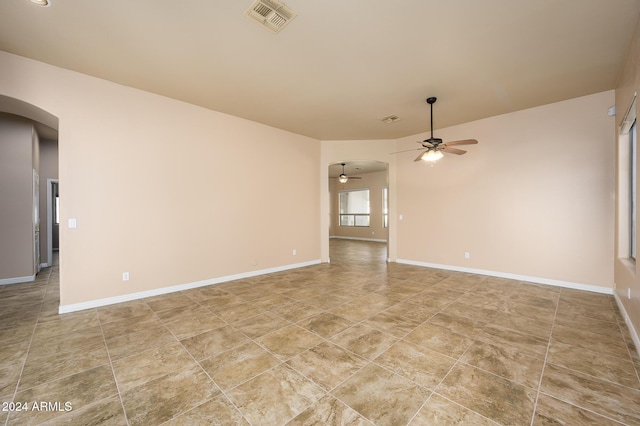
(0, 1, 639, 141)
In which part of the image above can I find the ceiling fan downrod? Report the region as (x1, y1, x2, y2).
(426, 97, 437, 141)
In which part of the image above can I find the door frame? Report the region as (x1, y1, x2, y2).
(46, 178, 59, 267)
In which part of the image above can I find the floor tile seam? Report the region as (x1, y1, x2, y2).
(31, 391, 123, 426)
(558, 302, 618, 325)
(13, 349, 116, 394)
(553, 320, 625, 337)
(325, 340, 390, 365)
(149, 299, 243, 337)
(554, 311, 621, 327)
(6, 270, 56, 424)
(365, 349, 457, 394)
(547, 334, 634, 362)
(155, 396, 250, 426)
(394, 335, 460, 364)
(248, 322, 330, 360)
(429, 356, 470, 418)
(170, 334, 253, 426)
(234, 317, 297, 342)
(324, 371, 381, 425)
(535, 390, 630, 426)
(481, 320, 554, 343)
(405, 391, 435, 425)
(452, 357, 542, 392)
(282, 352, 356, 394)
(248, 324, 373, 400)
(530, 288, 561, 426)
(547, 336, 640, 368)
(29, 322, 106, 342)
(354, 318, 417, 342)
(218, 357, 328, 426)
(97, 316, 132, 426)
(202, 303, 264, 325)
(426, 392, 504, 426)
(107, 306, 201, 369)
(543, 360, 640, 393)
(200, 353, 285, 397)
(100, 304, 180, 362)
(612, 312, 640, 384)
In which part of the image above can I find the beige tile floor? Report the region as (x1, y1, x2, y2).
(1, 240, 640, 425)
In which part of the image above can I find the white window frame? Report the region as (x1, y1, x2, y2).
(339, 188, 370, 227)
(620, 93, 637, 262)
(382, 186, 388, 228)
(630, 119, 637, 260)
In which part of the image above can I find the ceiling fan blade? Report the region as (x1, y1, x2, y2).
(348, 176, 362, 179)
(417, 141, 434, 147)
(442, 147, 467, 155)
(414, 151, 427, 162)
(444, 139, 478, 146)
(391, 148, 423, 155)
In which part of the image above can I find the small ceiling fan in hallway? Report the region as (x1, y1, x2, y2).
(333, 163, 362, 183)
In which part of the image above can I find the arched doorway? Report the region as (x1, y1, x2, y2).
(327, 160, 389, 264)
(0, 96, 59, 289)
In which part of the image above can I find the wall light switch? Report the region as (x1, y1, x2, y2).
(68, 218, 77, 228)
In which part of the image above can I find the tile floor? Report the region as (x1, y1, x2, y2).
(1, 240, 640, 425)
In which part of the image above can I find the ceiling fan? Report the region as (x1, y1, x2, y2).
(334, 163, 362, 183)
(399, 97, 478, 162)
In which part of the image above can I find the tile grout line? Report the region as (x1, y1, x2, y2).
(148, 300, 254, 426)
(612, 298, 640, 385)
(97, 311, 132, 426)
(413, 314, 500, 426)
(5, 268, 52, 426)
(529, 290, 562, 426)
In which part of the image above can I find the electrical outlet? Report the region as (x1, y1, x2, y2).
(292, 249, 297, 256)
(122, 272, 130, 281)
(464, 252, 470, 259)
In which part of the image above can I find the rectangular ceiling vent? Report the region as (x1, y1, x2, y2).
(245, 0, 296, 34)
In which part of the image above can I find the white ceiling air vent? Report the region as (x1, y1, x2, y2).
(379, 114, 401, 124)
(245, 0, 296, 34)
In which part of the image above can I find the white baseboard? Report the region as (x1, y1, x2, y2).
(395, 259, 614, 295)
(59, 259, 322, 314)
(330, 236, 387, 243)
(612, 291, 640, 360)
(0, 275, 35, 286)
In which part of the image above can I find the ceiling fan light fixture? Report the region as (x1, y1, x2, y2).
(338, 174, 349, 183)
(422, 149, 444, 162)
(29, 0, 50, 6)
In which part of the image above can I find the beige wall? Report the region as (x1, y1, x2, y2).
(615, 16, 640, 343)
(0, 51, 320, 308)
(330, 169, 388, 241)
(0, 114, 35, 280)
(395, 91, 615, 289)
